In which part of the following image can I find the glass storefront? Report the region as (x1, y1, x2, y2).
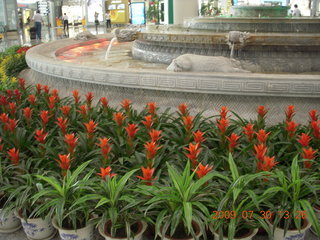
(0, 0, 18, 31)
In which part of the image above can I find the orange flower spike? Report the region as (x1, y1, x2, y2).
(98, 166, 117, 180)
(243, 123, 255, 142)
(193, 130, 206, 144)
(28, 95, 36, 105)
(309, 110, 318, 122)
(226, 133, 241, 152)
(302, 147, 317, 160)
(259, 156, 278, 172)
(34, 129, 48, 144)
(64, 133, 79, 154)
(311, 121, 320, 139)
(255, 129, 271, 144)
(178, 103, 188, 116)
(85, 92, 94, 108)
(23, 107, 32, 122)
(40, 110, 50, 127)
(257, 105, 268, 118)
(147, 102, 157, 116)
(297, 133, 311, 147)
(96, 137, 112, 160)
(217, 118, 229, 135)
(60, 105, 71, 117)
(78, 104, 88, 118)
(121, 99, 132, 111)
(183, 115, 193, 131)
(19, 78, 25, 90)
(42, 85, 50, 94)
(36, 84, 42, 94)
(149, 129, 162, 142)
(72, 90, 80, 104)
(142, 115, 153, 130)
(137, 166, 155, 186)
(0, 113, 9, 123)
(254, 144, 267, 161)
(57, 154, 71, 171)
(185, 143, 201, 162)
(7, 118, 18, 133)
(8, 102, 16, 116)
(285, 105, 295, 121)
(100, 97, 108, 109)
(56, 117, 68, 135)
(51, 89, 60, 101)
(125, 123, 139, 139)
(7, 148, 19, 166)
(220, 106, 229, 119)
(286, 120, 299, 138)
(144, 141, 161, 160)
(195, 164, 213, 178)
(84, 120, 97, 139)
(113, 112, 127, 127)
(48, 96, 56, 109)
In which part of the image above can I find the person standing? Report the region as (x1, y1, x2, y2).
(105, 11, 111, 30)
(32, 10, 43, 40)
(94, 12, 99, 34)
(62, 13, 69, 35)
(292, 4, 301, 17)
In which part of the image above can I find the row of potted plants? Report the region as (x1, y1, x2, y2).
(0, 79, 319, 240)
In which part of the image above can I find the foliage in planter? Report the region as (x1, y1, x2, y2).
(267, 156, 320, 236)
(200, 0, 221, 16)
(147, 1, 162, 23)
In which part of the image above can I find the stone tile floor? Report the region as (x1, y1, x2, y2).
(0, 228, 319, 240)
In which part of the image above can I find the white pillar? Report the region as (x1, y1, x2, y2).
(48, 0, 56, 28)
(311, 0, 319, 16)
(164, 0, 169, 24)
(173, 0, 198, 25)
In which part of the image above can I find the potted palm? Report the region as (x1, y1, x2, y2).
(32, 161, 95, 240)
(142, 161, 222, 240)
(210, 153, 273, 240)
(267, 156, 320, 240)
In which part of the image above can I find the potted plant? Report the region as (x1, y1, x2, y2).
(32, 161, 95, 240)
(267, 156, 320, 240)
(210, 153, 273, 240)
(142, 161, 221, 240)
(146, 1, 161, 24)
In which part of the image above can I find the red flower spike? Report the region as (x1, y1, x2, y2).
(178, 103, 188, 116)
(226, 133, 241, 152)
(286, 120, 299, 138)
(144, 141, 161, 160)
(64, 133, 78, 154)
(85, 92, 94, 107)
(243, 123, 255, 142)
(100, 97, 108, 109)
(51, 89, 59, 100)
(36, 84, 42, 94)
(254, 144, 267, 161)
(185, 143, 201, 167)
(56, 117, 68, 135)
(14, 89, 21, 101)
(302, 147, 317, 160)
(193, 130, 206, 144)
(255, 129, 271, 144)
(125, 123, 139, 139)
(309, 110, 318, 122)
(217, 118, 229, 135)
(60, 105, 71, 117)
(34, 129, 48, 144)
(259, 156, 278, 172)
(183, 115, 193, 131)
(72, 90, 80, 104)
(220, 106, 229, 119)
(6, 90, 12, 98)
(78, 105, 88, 118)
(0, 113, 9, 123)
(195, 164, 213, 178)
(57, 154, 71, 171)
(84, 120, 97, 139)
(8, 102, 16, 116)
(149, 129, 162, 142)
(137, 166, 155, 186)
(28, 95, 36, 105)
(285, 105, 295, 121)
(257, 106, 267, 118)
(7, 148, 19, 166)
(19, 78, 25, 90)
(147, 102, 157, 116)
(40, 111, 49, 127)
(48, 96, 56, 109)
(297, 133, 311, 147)
(23, 107, 32, 122)
(96, 137, 112, 161)
(311, 121, 320, 139)
(113, 112, 126, 127)
(142, 115, 153, 130)
(43, 85, 50, 94)
(0, 95, 7, 106)
(7, 118, 18, 133)
(121, 99, 132, 111)
(98, 166, 117, 180)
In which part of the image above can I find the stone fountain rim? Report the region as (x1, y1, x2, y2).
(25, 36, 320, 98)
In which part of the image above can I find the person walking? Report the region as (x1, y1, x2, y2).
(105, 11, 111, 30)
(62, 13, 69, 35)
(32, 10, 43, 40)
(94, 12, 99, 34)
(292, 4, 301, 17)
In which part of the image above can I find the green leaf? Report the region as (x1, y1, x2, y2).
(228, 153, 239, 182)
(183, 202, 192, 233)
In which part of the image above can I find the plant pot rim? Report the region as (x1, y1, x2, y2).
(52, 216, 92, 231)
(314, 204, 320, 211)
(267, 217, 311, 231)
(210, 225, 258, 240)
(99, 220, 146, 239)
(159, 221, 202, 240)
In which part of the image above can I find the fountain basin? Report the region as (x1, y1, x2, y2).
(230, 6, 289, 18)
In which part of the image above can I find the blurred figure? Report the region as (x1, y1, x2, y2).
(292, 4, 301, 17)
(105, 11, 111, 30)
(32, 10, 43, 40)
(94, 12, 99, 34)
(62, 13, 69, 35)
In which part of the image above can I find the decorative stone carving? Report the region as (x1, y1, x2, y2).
(74, 31, 97, 41)
(112, 25, 141, 42)
(167, 54, 250, 73)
